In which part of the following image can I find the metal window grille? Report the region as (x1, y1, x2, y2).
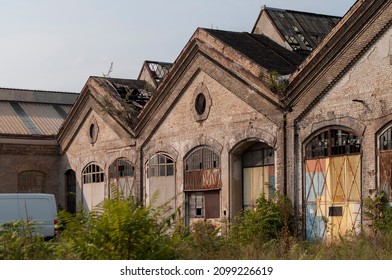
(305, 128, 360, 159)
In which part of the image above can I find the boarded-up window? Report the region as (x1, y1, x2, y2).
(185, 147, 221, 191)
(187, 191, 220, 219)
(109, 159, 135, 199)
(18, 170, 46, 193)
(380, 127, 392, 201)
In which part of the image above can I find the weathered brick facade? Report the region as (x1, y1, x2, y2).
(2, 1, 392, 239)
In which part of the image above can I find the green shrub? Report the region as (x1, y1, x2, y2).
(56, 196, 175, 259)
(0, 221, 56, 260)
(231, 194, 294, 246)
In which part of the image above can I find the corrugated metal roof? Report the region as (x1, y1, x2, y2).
(266, 8, 341, 52)
(0, 101, 72, 136)
(20, 103, 66, 135)
(0, 102, 30, 135)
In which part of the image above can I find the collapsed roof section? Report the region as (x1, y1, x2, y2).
(92, 77, 151, 127)
(138, 60, 173, 89)
(252, 7, 341, 55)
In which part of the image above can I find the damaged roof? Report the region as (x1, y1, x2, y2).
(256, 7, 341, 53)
(204, 28, 305, 75)
(144, 61, 173, 85)
(91, 77, 152, 125)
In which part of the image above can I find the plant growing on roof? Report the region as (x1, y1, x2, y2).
(266, 70, 289, 94)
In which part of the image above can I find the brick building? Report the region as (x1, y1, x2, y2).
(1, 1, 392, 240)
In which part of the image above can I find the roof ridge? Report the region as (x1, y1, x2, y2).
(0, 86, 78, 95)
(264, 6, 342, 18)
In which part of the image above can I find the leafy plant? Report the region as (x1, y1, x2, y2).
(56, 196, 175, 259)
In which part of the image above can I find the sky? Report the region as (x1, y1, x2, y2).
(0, 0, 356, 93)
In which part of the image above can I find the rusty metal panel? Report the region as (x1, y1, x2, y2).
(305, 155, 361, 241)
(19, 103, 65, 135)
(184, 168, 221, 191)
(205, 191, 220, 218)
(0, 102, 30, 135)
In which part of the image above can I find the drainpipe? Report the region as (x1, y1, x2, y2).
(283, 112, 288, 197)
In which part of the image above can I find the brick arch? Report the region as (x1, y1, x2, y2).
(16, 162, 49, 174)
(300, 116, 365, 144)
(183, 135, 223, 156)
(143, 142, 179, 163)
(228, 127, 277, 154)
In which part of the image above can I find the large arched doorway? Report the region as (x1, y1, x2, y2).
(146, 153, 176, 212)
(82, 163, 104, 211)
(242, 142, 275, 210)
(229, 140, 275, 219)
(184, 146, 221, 225)
(304, 128, 361, 240)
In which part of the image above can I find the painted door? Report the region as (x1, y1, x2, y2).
(305, 155, 361, 241)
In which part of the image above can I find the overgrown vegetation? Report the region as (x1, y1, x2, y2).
(2, 192, 392, 260)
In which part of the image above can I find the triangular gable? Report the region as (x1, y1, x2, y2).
(135, 27, 304, 142)
(285, 0, 392, 116)
(58, 77, 147, 152)
(252, 6, 341, 54)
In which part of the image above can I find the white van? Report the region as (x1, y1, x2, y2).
(0, 193, 58, 239)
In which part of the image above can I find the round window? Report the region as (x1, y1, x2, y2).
(195, 93, 206, 115)
(89, 124, 96, 139)
(88, 120, 99, 144)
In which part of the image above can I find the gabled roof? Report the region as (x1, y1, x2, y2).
(138, 60, 173, 89)
(204, 28, 305, 75)
(89, 77, 151, 126)
(285, 0, 392, 110)
(252, 7, 341, 54)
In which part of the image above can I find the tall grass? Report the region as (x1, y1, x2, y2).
(1, 193, 392, 260)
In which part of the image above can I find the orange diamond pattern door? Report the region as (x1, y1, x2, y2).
(304, 128, 361, 241)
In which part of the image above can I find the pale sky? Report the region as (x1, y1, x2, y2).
(0, 0, 356, 93)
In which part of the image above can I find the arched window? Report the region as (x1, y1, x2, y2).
(83, 163, 104, 184)
(185, 146, 221, 191)
(109, 159, 135, 199)
(18, 170, 46, 193)
(185, 147, 221, 221)
(304, 128, 361, 241)
(305, 128, 361, 159)
(147, 154, 174, 177)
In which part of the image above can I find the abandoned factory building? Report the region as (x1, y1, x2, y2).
(1, 0, 392, 241)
